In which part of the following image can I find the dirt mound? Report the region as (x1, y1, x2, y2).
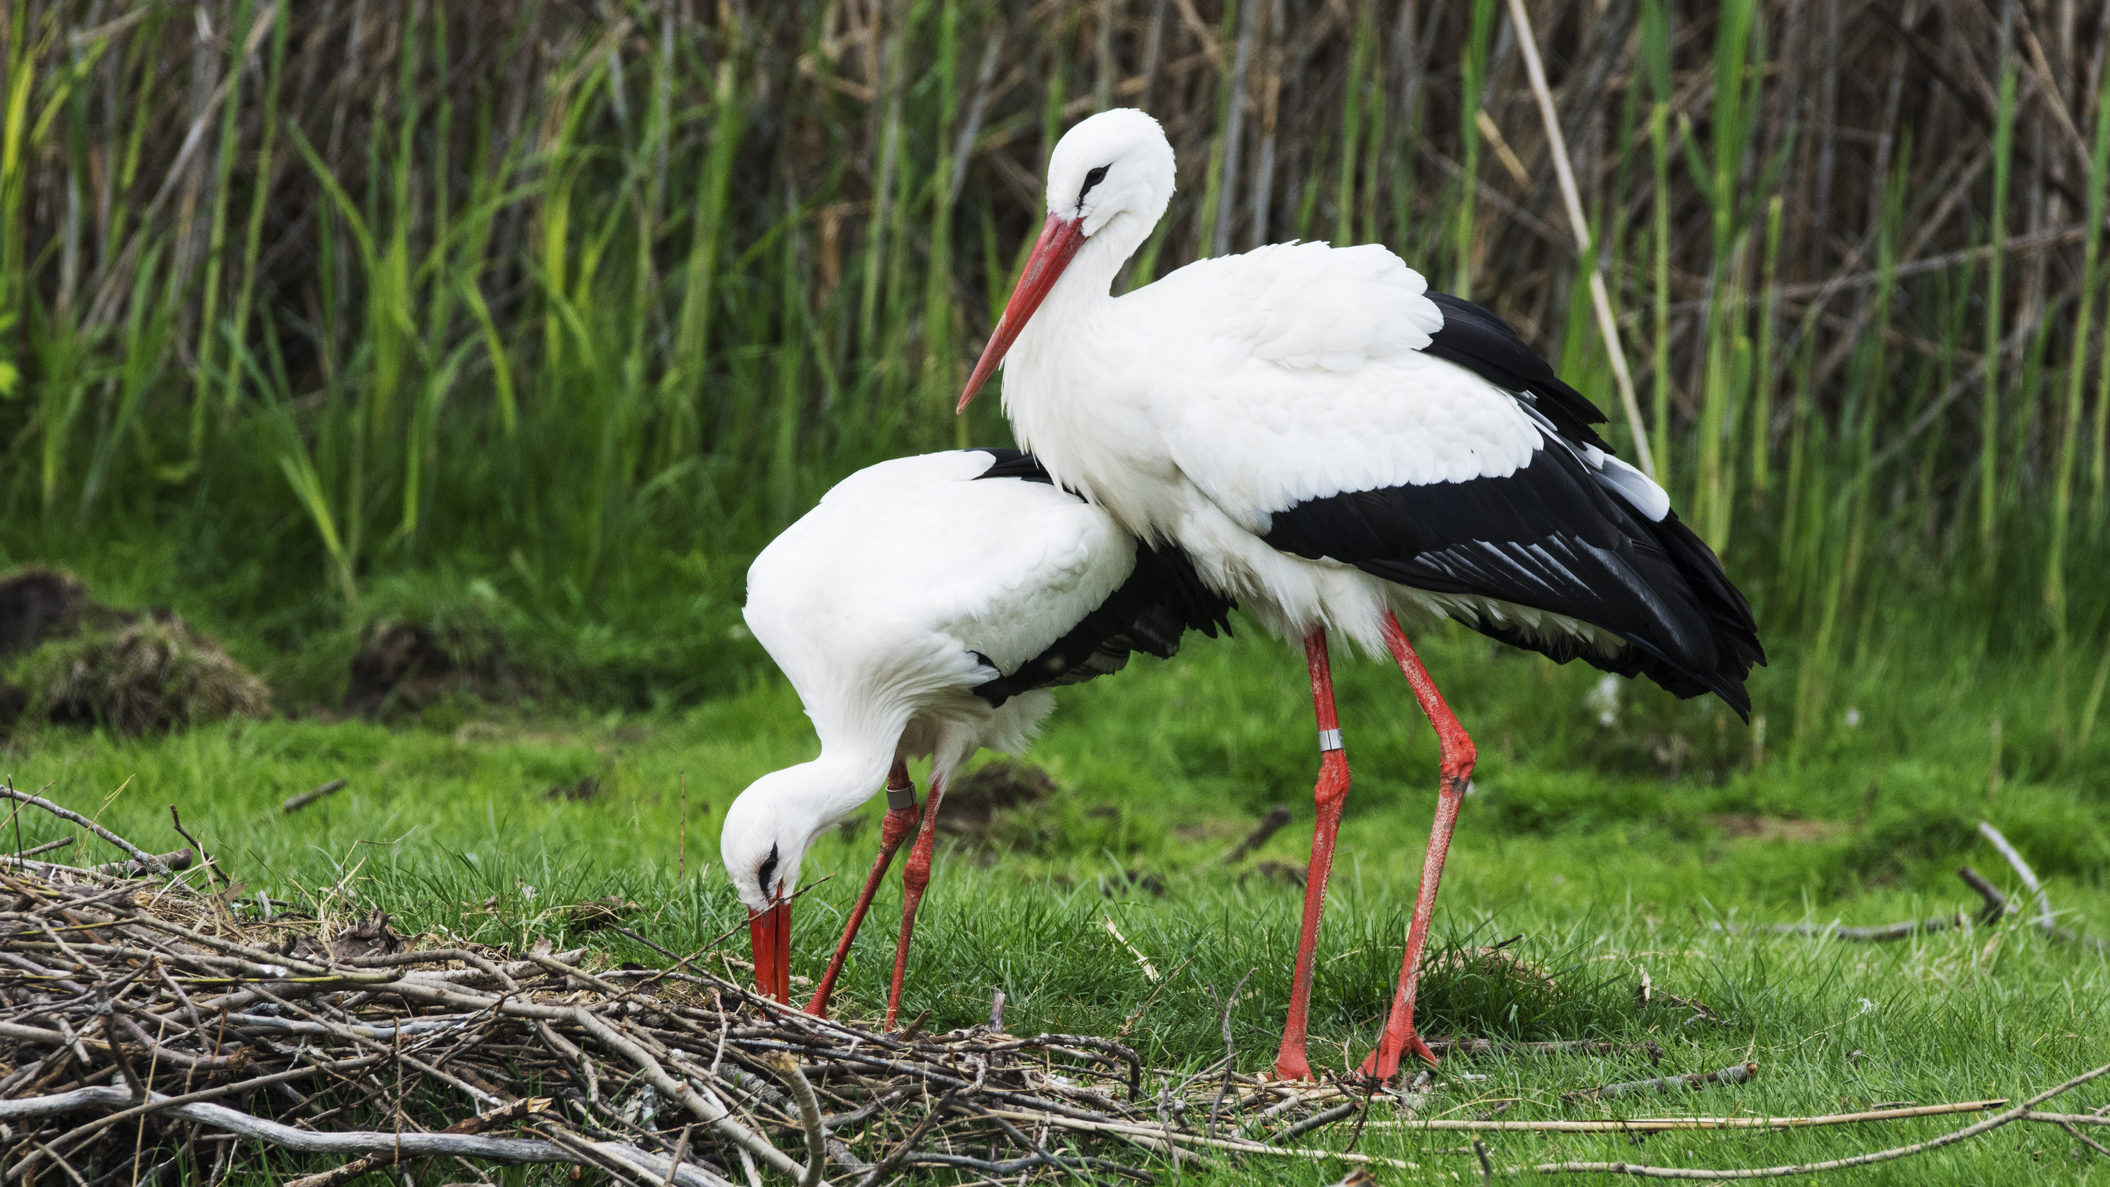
(0, 568, 131, 660)
(939, 760, 1058, 834)
(343, 621, 526, 718)
(1, 569, 266, 736)
(24, 616, 270, 735)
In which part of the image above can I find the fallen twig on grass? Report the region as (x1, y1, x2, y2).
(282, 778, 349, 813)
(1218, 806, 1292, 864)
(0, 782, 170, 873)
(5, 834, 73, 858)
(1978, 821, 2110, 952)
(1718, 862, 2077, 945)
(1359, 1098, 2006, 1133)
(1522, 1058, 2110, 1178)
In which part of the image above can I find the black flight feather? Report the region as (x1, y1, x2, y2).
(1421, 291, 1613, 452)
(966, 449, 1235, 706)
(1261, 295, 1764, 713)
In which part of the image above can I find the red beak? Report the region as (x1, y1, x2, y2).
(748, 899, 791, 1003)
(958, 213, 1086, 412)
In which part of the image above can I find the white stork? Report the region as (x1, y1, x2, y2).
(956, 109, 1763, 1082)
(721, 448, 1231, 1023)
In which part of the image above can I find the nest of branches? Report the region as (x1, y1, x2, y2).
(0, 790, 1386, 1186)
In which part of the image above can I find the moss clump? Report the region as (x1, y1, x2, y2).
(15, 616, 270, 736)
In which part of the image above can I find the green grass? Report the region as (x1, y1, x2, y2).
(8, 627, 2109, 1182)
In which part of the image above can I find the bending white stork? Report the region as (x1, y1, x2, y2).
(956, 109, 1764, 1083)
(721, 448, 1231, 1023)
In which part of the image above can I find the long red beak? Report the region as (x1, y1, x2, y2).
(957, 213, 1085, 412)
(748, 899, 791, 1003)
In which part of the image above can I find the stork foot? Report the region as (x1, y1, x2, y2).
(1357, 1022, 1440, 1083)
(1271, 1042, 1315, 1083)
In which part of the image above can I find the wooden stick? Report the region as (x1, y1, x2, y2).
(0, 784, 171, 873)
(1358, 1098, 2007, 1134)
(984, 1108, 1427, 1172)
(1505, 0, 1653, 478)
(281, 778, 348, 813)
(1525, 1059, 2110, 1179)
(1977, 820, 2054, 928)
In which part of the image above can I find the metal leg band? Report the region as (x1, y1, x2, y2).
(1317, 728, 1344, 752)
(885, 783, 917, 812)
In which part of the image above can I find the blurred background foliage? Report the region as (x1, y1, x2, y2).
(2, 0, 2109, 758)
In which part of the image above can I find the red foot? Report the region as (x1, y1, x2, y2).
(1272, 1045, 1315, 1082)
(1358, 1024, 1440, 1083)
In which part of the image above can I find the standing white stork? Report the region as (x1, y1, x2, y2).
(721, 448, 1231, 1024)
(955, 109, 1763, 1083)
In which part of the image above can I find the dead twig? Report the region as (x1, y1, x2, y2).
(281, 778, 350, 814)
(1524, 1059, 2110, 1178)
(0, 785, 169, 874)
(1218, 806, 1292, 864)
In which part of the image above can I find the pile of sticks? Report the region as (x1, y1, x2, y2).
(0, 795, 1200, 1186)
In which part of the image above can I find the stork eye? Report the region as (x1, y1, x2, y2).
(757, 843, 780, 897)
(1078, 165, 1110, 204)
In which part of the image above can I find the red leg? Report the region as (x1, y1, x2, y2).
(1273, 626, 1353, 1081)
(807, 760, 919, 1018)
(1360, 610, 1477, 1081)
(884, 772, 948, 1029)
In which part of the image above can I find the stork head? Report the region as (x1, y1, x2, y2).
(959, 109, 1175, 411)
(720, 766, 833, 1003)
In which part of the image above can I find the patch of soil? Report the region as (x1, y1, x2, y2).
(344, 621, 526, 718)
(937, 760, 1058, 835)
(30, 617, 271, 735)
(544, 775, 603, 802)
(0, 568, 262, 737)
(1245, 859, 1308, 888)
(0, 569, 128, 661)
(1709, 814, 1850, 843)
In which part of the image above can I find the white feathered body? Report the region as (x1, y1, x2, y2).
(744, 450, 1137, 774)
(1004, 238, 1648, 659)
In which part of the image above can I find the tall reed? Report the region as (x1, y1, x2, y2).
(2, 1, 2107, 741)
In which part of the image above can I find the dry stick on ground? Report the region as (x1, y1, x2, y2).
(1976, 821, 2110, 952)
(166, 805, 230, 891)
(0, 784, 170, 874)
(281, 779, 349, 814)
(1521, 1058, 2110, 1179)
(6, 836, 75, 859)
(1218, 806, 1292, 864)
(1506, 0, 1653, 478)
(1726, 865, 2017, 942)
(1205, 968, 1254, 1138)
(1358, 1099, 2008, 1133)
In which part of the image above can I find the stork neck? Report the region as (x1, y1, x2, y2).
(770, 745, 897, 832)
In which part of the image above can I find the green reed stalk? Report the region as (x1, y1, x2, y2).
(1978, 25, 2018, 555)
(1451, 0, 1495, 297)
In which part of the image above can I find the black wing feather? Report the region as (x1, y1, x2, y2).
(972, 541, 1235, 707)
(965, 447, 1235, 706)
(969, 447, 1057, 485)
(1263, 291, 1764, 715)
(1422, 292, 1613, 451)
(1264, 446, 1760, 715)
